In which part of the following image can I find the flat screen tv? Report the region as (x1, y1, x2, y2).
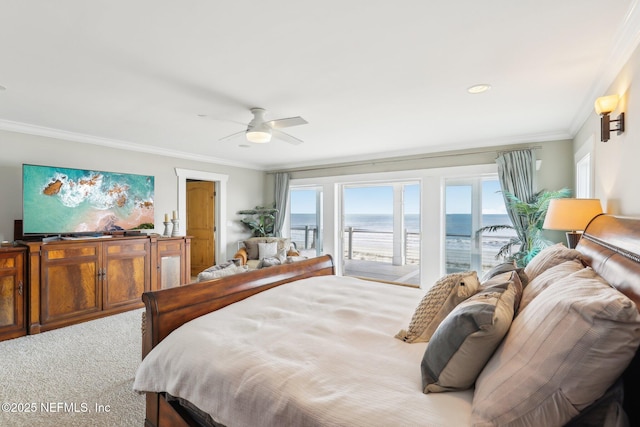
(22, 164, 155, 235)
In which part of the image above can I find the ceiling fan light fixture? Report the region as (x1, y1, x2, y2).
(246, 125, 272, 143)
(467, 83, 491, 94)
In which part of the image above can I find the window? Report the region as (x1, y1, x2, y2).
(445, 176, 514, 276)
(341, 182, 420, 285)
(576, 152, 592, 198)
(289, 186, 323, 257)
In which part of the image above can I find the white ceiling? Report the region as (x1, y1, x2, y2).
(1, 1, 639, 171)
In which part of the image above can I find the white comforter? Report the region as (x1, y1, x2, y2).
(133, 275, 473, 427)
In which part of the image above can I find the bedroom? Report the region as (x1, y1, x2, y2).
(1, 1, 640, 426)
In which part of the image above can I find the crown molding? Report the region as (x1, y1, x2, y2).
(0, 119, 265, 170)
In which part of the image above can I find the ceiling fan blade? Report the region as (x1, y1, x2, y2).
(273, 129, 303, 145)
(218, 130, 246, 142)
(268, 116, 308, 129)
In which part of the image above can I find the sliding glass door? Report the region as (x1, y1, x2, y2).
(445, 176, 513, 276)
(342, 182, 420, 285)
(289, 186, 323, 257)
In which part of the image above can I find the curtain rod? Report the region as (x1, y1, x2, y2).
(267, 145, 543, 174)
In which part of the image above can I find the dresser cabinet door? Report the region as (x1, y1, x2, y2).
(0, 248, 26, 340)
(157, 238, 186, 289)
(102, 238, 150, 309)
(40, 242, 101, 326)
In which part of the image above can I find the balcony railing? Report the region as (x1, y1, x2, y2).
(291, 225, 513, 273)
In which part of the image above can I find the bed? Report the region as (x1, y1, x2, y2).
(134, 214, 640, 427)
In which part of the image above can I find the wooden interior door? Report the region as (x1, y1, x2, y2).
(187, 180, 215, 277)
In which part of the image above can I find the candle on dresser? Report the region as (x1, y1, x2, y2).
(164, 213, 169, 222)
(172, 210, 177, 220)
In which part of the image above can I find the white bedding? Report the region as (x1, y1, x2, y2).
(133, 275, 473, 427)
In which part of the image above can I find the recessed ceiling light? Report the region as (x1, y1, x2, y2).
(467, 84, 491, 94)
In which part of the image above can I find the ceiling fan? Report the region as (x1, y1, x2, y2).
(219, 108, 308, 145)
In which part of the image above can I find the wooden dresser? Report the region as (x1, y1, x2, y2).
(21, 235, 190, 335)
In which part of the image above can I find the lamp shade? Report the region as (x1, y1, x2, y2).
(543, 198, 603, 232)
(594, 95, 619, 115)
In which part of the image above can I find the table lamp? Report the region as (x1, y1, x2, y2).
(543, 198, 603, 248)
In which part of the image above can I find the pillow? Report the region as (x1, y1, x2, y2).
(257, 256, 282, 268)
(482, 261, 529, 288)
(258, 242, 278, 259)
(285, 256, 308, 264)
(242, 238, 263, 260)
(421, 271, 521, 393)
(523, 243, 582, 281)
(471, 267, 640, 427)
(395, 271, 480, 343)
(197, 264, 249, 281)
(518, 259, 584, 313)
(481, 261, 516, 282)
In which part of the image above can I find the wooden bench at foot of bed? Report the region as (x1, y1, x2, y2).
(140, 254, 335, 427)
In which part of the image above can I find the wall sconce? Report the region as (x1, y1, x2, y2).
(543, 198, 603, 248)
(594, 95, 624, 142)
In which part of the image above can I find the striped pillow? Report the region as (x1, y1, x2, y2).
(471, 267, 640, 426)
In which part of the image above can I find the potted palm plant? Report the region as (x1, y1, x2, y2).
(476, 188, 571, 267)
(238, 206, 278, 237)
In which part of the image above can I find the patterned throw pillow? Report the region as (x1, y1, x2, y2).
(395, 271, 480, 343)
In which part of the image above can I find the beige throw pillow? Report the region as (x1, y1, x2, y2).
(471, 267, 640, 427)
(518, 259, 584, 313)
(395, 271, 480, 343)
(258, 241, 278, 259)
(523, 243, 582, 281)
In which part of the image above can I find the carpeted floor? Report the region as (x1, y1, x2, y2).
(0, 309, 145, 426)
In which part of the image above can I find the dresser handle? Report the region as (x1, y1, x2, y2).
(18, 281, 23, 296)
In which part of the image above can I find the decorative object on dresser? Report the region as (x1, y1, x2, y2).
(21, 235, 190, 335)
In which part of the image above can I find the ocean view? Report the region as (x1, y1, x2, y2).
(290, 213, 516, 278)
(291, 213, 513, 236)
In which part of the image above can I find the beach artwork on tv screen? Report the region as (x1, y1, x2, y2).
(23, 164, 155, 234)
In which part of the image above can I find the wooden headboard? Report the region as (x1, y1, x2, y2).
(576, 214, 640, 424)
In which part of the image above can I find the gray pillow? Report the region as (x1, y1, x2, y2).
(242, 238, 263, 260)
(395, 271, 480, 343)
(482, 261, 529, 288)
(257, 256, 282, 268)
(481, 261, 516, 282)
(421, 271, 521, 393)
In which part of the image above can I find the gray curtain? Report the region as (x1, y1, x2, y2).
(274, 172, 289, 237)
(496, 149, 536, 244)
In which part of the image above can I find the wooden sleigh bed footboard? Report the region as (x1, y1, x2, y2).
(140, 254, 335, 427)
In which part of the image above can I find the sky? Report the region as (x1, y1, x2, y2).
(290, 179, 508, 216)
